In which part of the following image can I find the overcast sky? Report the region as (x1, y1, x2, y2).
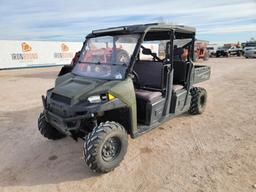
(0, 0, 255, 44)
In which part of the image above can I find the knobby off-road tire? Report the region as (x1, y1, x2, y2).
(84, 121, 128, 173)
(189, 87, 207, 115)
(38, 113, 66, 140)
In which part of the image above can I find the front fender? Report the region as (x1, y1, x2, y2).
(109, 77, 137, 138)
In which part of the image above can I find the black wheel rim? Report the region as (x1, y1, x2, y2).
(102, 137, 121, 162)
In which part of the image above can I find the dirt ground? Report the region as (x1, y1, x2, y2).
(0, 58, 256, 192)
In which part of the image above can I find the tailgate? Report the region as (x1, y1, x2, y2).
(193, 65, 211, 84)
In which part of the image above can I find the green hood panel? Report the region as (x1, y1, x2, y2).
(54, 78, 100, 98)
(52, 73, 121, 104)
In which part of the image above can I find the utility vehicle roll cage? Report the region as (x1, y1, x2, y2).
(84, 23, 196, 79)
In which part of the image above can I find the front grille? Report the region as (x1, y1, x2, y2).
(50, 106, 67, 117)
(51, 93, 71, 105)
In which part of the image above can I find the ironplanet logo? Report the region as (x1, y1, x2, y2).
(54, 43, 73, 59)
(11, 42, 38, 61)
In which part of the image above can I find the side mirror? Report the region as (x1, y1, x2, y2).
(142, 48, 152, 55)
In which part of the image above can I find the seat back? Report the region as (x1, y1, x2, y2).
(173, 61, 188, 84)
(133, 60, 164, 90)
(171, 47, 188, 84)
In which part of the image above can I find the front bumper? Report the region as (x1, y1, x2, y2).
(42, 96, 93, 135)
(41, 94, 126, 135)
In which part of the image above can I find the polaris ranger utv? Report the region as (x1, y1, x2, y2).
(38, 23, 210, 173)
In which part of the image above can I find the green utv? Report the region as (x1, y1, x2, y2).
(39, 23, 211, 173)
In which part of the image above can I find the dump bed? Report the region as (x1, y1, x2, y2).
(192, 65, 211, 84)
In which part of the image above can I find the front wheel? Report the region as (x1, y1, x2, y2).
(189, 87, 207, 115)
(38, 113, 66, 140)
(84, 121, 128, 173)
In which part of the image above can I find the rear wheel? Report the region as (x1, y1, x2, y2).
(38, 113, 66, 140)
(189, 87, 207, 115)
(84, 121, 128, 173)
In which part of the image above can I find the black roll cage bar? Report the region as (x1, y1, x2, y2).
(78, 24, 195, 81)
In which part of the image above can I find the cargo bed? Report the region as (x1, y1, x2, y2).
(193, 65, 211, 84)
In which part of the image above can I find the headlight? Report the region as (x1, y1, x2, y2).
(87, 93, 116, 104)
(87, 95, 102, 103)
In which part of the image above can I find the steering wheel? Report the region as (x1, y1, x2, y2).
(131, 71, 140, 88)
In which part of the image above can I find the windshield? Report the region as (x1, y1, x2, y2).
(245, 42, 256, 47)
(72, 34, 140, 80)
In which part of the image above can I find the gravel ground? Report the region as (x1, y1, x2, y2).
(0, 57, 256, 192)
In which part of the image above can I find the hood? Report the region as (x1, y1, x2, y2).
(52, 74, 120, 104)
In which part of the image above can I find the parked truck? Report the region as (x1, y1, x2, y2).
(207, 44, 218, 57)
(216, 43, 243, 57)
(243, 41, 256, 58)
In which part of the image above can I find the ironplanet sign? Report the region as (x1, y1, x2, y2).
(54, 43, 74, 59)
(0, 40, 82, 69)
(11, 42, 38, 61)
(54, 52, 73, 58)
(11, 53, 38, 60)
